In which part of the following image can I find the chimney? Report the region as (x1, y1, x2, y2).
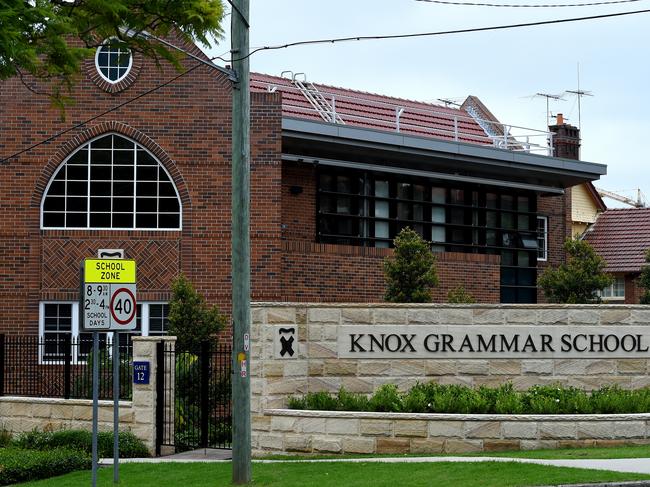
(549, 113, 580, 160)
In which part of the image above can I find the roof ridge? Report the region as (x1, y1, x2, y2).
(250, 72, 467, 115)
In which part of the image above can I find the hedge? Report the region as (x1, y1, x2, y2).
(0, 447, 90, 485)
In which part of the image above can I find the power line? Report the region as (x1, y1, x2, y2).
(230, 8, 650, 62)
(416, 0, 646, 7)
(0, 63, 204, 164)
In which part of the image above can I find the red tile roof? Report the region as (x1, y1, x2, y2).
(584, 208, 650, 273)
(250, 73, 491, 145)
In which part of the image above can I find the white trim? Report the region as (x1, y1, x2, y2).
(94, 38, 133, 84)
(40, 132, 183, 231)
(537, 215, 548, 262)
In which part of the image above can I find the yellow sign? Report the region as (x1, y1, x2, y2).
(84, 259, 136, 283)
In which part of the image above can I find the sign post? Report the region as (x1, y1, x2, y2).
(82, 258, 136, 486)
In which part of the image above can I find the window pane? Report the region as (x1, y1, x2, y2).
(431, 187, 445, 204)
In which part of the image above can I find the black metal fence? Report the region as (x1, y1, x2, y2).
(156, 341, 232, 454)
(0, 334, 133, 400)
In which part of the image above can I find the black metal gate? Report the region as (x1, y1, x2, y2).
(156, 341, 232, 454)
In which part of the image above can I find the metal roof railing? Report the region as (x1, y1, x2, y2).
(253, 77, 555, 157)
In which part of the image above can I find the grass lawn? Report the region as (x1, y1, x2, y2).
(18, 461, 650, 487)
(262, 444, 650, 461)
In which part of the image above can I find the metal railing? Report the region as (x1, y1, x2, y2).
(0, 334, 132, 400)
(253, 76, 555, 156)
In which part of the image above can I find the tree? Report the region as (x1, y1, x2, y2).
(383, 227, 439, 303)
(638, 249, 650, 304)
(538, 237, 614, 304)
(447, 285, 476, 304)
(1, 0, 225, 101)
(168, 273, 226, 350)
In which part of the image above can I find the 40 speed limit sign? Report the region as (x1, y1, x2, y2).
(82, 259, 137, 331)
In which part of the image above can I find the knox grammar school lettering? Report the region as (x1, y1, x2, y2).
(337, 325, 650, 359)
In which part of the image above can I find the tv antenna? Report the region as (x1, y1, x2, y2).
(437, 98, 461, 108)
(531, 93, 565, 127)
(565, 63, 593, 130)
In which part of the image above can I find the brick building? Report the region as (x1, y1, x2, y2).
(584, 208, 650, 304)
(0, 40, 606, 343)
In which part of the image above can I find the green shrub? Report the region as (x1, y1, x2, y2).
(288, 382, 650, 415)
(0, 427, 12, 448)
(14, 429, 149, 458)
(369, 384, 403, 412)
(0, 447, 90, 485)
(447, 285, 476, 304)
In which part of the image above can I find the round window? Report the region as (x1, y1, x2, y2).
(95, 40, 132, 84)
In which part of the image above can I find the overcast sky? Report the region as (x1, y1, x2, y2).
(208, 0, 650, 207)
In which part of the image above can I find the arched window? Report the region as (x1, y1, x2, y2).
(95, 39, 132, 84)
(42, 134, 181, 230)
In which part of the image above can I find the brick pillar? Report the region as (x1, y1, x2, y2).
(131, 336, 176, 456)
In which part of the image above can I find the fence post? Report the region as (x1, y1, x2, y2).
(200, 341, 210, 448)
(63, 334, 71, 399)
(0, 334, 5, 396)
(155, 341, 164, 456)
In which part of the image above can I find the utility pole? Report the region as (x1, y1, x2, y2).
(230, 0, 251, 484)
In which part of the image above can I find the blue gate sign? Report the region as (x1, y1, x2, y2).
(133, 361, 150, 384)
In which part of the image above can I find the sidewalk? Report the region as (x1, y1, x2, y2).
(100, 449, 650, 476)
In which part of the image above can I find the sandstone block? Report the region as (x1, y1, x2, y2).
(410, 438, 444, 454)
(284, 434, 311, 452)
(425, 360, 456, 376)
(293, 418, 325, 433)
(630, 310, 650, 324)
(390, 360, 425, 377)
(340, 377, 374, 394)
(444, 439, 482, 453)
(312, 436, 342, 453)
(472, 309, 504, 325)
(263, 362, 284, 378)
(408, 309, 439, 324)
(502, 422, 537, 439)
(568, 310, 599, 325)
(521, 360, 553, 375)
(251, 308, 265, 325)
(31, 403, 52, 418)
(252, 416, 272, 432)
(489, 360, 521, 375)
(341, 308, 372, 324)
(539, 422, 576, 440)
(358, 361, 391, 376)
(537, 309, 568, 325)
(308, 308, 340, 324)
(308, 342, 337, 359)
(483, 439, 520, 452)
(258, 434, 284, 451)
(577, 421, 615, 439)
(376, 438, 409, 454)
(308, 325, 323, 341)
(394, 420, 428, 438)
(325, 418, 360, 435)
(465, 421, 501, 439)
(601, 309, 631, 324)
(308, 361, 324, 376)
(617, 360, 646, 374)
(324, 360, 357, 376)
(267, 308, 296, 324)
(342, 437, 375, 454)
(429, 421, 464, 438)
(438, 309, 472, 325)
(458, 360, 489, 375)
(308, 377, 340, 393)
(505, 309, 536, 324)
(322, 326, 338, 341)
(360, 420, 393, 436)
(270, 416, 296, 432)
(373, 308, 408, 324)
(614, 421, 645, 439)
(266, 378, 307, 395)
(520, 440, 557, 451)
(284, 361, 308, 377)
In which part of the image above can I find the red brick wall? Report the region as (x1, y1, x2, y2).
(624, 274, 642, 304)
(281, 241, 500, 303)
(0, 48, 284, 335)
(537, 191, 571, 302)
(281, 163, 316, 242)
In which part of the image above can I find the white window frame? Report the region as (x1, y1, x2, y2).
(40, 133, 182, 231)
(598, 277, 626, 301)
(537, 216, 548, 262)
(95, 38, 133, 84)
(39, 300, 169, 364)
